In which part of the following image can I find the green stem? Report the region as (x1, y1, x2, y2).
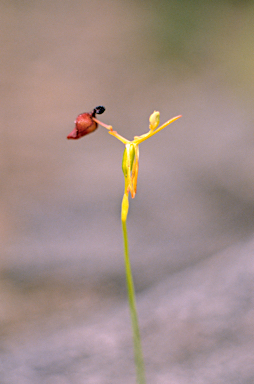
(122, 219, 146, 384)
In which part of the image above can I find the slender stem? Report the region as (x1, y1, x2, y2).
(122, 218, 146, 384)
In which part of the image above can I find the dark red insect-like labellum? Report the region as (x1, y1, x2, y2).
(67, 112, 98, 139)
(67, 106, 105, 140)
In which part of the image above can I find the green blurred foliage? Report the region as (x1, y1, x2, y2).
(132, 0, 253, 74)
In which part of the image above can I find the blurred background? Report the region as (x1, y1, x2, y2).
(1, 0, 254, 383)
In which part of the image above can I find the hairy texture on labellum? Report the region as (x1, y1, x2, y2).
(93, 106, 105, 115)
(67, 112, 98, 139)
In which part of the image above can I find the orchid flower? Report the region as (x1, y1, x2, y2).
(67, 107, 181, 384)
(67, 107, 181, 220)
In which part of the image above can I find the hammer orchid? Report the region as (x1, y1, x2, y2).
(67, 106, 181, 384)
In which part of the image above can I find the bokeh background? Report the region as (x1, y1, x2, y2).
(1, 0, 254, 383)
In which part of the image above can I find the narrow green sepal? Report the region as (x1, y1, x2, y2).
(122, 144, 136, 178)
(122, 147, 128, 177)
(129, 144, 135, 171)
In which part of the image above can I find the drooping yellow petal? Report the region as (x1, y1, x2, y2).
(131, 145, 139, 198)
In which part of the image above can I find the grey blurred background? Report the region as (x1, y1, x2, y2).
(1, 0, 254, 383)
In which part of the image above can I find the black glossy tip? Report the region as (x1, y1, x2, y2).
(93, 106, 105, 115)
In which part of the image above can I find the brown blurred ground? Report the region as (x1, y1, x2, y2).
(1, 1, 254, 383)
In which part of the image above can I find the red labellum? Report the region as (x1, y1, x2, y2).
(67, 112, 98, 139)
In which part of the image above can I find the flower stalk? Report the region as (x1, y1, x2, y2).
(122, 213, 146, 384)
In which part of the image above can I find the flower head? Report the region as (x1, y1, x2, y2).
(67, 107, 181, 220)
